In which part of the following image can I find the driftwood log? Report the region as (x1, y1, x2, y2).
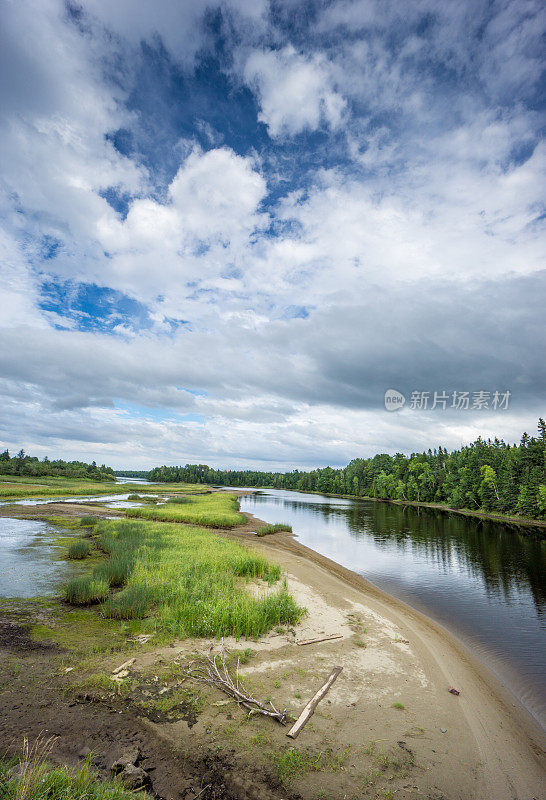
(287, 666, 343, 738)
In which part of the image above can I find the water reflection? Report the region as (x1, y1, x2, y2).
(241, 489, 546, 728)
(0, 518, 87, 598)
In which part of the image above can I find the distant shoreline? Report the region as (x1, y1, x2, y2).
(205, 484, 546, 533)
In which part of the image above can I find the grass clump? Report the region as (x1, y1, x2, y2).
(127, 494, 158, 503)
(391, 701, 405, 710)
(126, 492, 245, 528)
(93, 518, 303, 637)
(256, 523, 292, 536)
(0, 743, 152, 800)
(95, 556, 133, 587)
(66, 539, 91, 559)
(271, 748, 323, 783)
(79, 515, 98, 527)
(64, 575, 109, 605)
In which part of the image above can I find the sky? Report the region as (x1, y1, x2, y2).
(0, 0, 544, 471)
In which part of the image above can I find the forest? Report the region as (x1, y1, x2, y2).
(0, 450, 115, 481)
(148, 419, 546, 520)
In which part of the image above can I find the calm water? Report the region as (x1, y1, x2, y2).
(0, 518, 86, 597)
(240, 489, 546, 729)
(0, 493, 148, 508)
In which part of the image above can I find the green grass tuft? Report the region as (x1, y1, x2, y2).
(64, 575, 109, 605)
(391, 701, 405, 710)
(79, 515, 98, 526)
(256, 523, 293, 536)
(0, 755, 152, 800)
(66, 539, 91, 559)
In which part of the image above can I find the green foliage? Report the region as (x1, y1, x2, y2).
(126, 493, 245, 528)
(66, 539, 91, 559)
(0, 755, 152, 800)
(64, 576, 109, 605)
(256, 523, 293, 536)
(148, 419, 546, 520)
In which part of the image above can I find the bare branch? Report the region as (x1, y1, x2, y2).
(180, 647, 288, 725)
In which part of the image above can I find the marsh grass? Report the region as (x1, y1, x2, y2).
(127, 494, 158, 503)
(0, 475, 206, 501)
(64, 576, 109, 605)
(66, 539, 91, 559)
(126, 492, 245, 528)
(79, 515, 98, 527)
(256, 523, 293, 536)
(101, 520, 301, 637)
(66, 519, 304, 638)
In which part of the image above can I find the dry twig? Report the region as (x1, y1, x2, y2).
(181, 646, 288, 724)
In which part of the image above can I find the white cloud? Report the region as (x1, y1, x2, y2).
(0, 0, 544, 468)
(243, 46, 347, 137)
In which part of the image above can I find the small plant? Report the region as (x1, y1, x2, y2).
(66, 539, 91, 559)
(392, 701, 405, 710)
(294, 691, 301, 699)
(271, 748, 322, 783)
(256, 523, 293, 536)
(354, 637, 367, 648)
(64, 576, 109, 605)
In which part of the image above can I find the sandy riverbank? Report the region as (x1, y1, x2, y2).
(218, 514, 546, 799)
(0, 499, 544, 798)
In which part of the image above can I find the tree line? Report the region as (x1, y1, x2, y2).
(148, 419, 546, 520)
(0, 450, 115, 481)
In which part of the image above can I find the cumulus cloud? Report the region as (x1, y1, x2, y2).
(0, 0, 544, 468)
(243, 46, 347, 137)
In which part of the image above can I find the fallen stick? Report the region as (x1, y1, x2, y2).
(296, 634, 343, 646)
(112, 658, 135, 675)
(287, 666, 342, 739)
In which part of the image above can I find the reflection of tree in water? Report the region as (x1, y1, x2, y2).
(246, 493, 546, 617)
(345, 501, 545, 615)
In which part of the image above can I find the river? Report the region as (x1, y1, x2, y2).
(239, 488, 546, 729)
